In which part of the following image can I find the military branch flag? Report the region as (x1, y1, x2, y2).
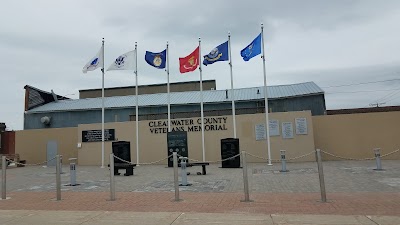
(203, 41, 229, 66)
(145, 49, 166, 69)
(179, 46, 200, 73)
(107, 50, 136, 71)
(240, 33, 262, 61)
(82, 45, 104, 73)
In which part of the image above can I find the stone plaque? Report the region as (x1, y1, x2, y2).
(295, 118, 308, 135)
(82, 129, 115, 142)
(255, 124, 266, 140)
(282, 122, 294, 139)
(269, 119, 280, 136)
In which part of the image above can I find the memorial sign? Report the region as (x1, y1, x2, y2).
(269, 119, 280, 136)
(148, 116, 228, 134)
(282, 122, 294, 139)
(255, 119, 280, 140)
(255, 124, 266, 141)
(295, 118, 308, 135)
(82, 129, 115, 142)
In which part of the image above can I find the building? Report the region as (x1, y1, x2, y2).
(79, 79, 217, 99)
(14, 80, 399, 166)
(0, 123, 6, 153)
(24, 80, 326, 130)
(0, 123, 15, 155)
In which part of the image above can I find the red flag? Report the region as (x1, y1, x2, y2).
(179, 46, 199, 73)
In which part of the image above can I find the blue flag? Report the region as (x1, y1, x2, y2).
(240, 33, 262, 61)
(145, 49, 166, 69)
(203, 41, 229, 66)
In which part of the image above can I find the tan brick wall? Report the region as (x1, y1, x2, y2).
(18, 110, 400, 165)
(15, 127, 78, 164)
(76, 111, 315, 166)
(313, 111, 400, 160)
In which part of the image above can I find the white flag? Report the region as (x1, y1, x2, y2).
(107, 50, 136, 71)
(82, 46, 104, 73)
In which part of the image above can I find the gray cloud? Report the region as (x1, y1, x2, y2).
(98, 0, 400, 42)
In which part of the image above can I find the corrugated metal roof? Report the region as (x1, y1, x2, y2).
(27, 82, 324, 113)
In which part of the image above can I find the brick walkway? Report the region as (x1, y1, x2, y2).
(1, 192, 399, 216)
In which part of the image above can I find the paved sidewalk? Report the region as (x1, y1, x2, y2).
(0, 210, 399, 225)
(0, 192, 399, 215)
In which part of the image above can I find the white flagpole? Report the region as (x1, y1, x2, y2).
(166, 42, 171, 132)
(199, 37, 206, 162)
(101, 38, 105, 168)
(134, 42, 140, 165)
(261, 23, 272, 166)
(228, 32, 237, 138)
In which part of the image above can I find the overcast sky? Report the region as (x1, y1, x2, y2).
(1, 0, 400, 130)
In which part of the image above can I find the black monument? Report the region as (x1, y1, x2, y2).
(112, 141, 131, 163)
(220, 138, 240, 168)
(111, 141, 135, 176)
(167, 131, 188, 167)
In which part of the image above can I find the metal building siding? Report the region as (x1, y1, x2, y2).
(24, 94, 325, 130)
(24, 82, 326, 129)
(24, 108, 136, 130)
(268, 94, 326, 115)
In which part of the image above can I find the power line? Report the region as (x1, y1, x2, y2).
(325, 88, 400, 94)
(321, 78, 400, 88)
(382, 90, 400, 103)
(372, 89, 400, 103)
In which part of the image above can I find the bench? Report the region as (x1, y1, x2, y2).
(0, 154, 24, 167)
(186, 162, 210, 175)
(108, 163, 136, 176)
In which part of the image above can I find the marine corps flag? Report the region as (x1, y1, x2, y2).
(179, 46, 199, 73)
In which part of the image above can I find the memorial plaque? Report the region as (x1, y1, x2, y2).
(255, 120, 280, 141)
(255, 124, 266, 141)
(282, 122, 294, 139)
(82, 129, 115, 142)
(295, 118, 308, 135)
(269, 119, 280, 136)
